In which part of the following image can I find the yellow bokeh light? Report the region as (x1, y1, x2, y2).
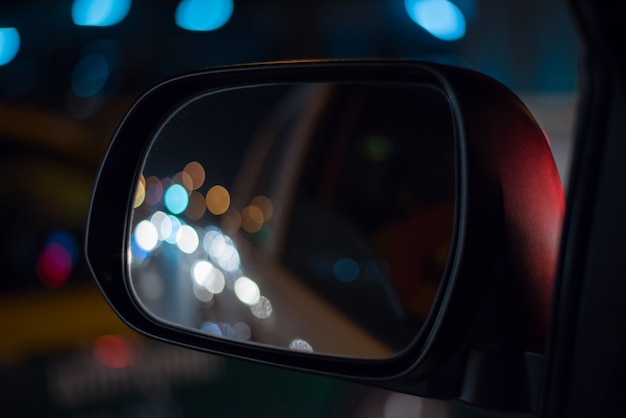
(185, 191, 207, 221)
(250, 196, 273, 223)
(183, 161, 205, 190)
(242, 205, 264, 233)
(206, 185, 230, 215)
(133, 178, 146, 208)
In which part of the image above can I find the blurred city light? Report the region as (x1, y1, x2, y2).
(289, 339, 313, 352)
(192, 260, 225, 294)
(203, 229, 241, 271)
(232, 322, 252, 340)
(250, 196, 274, 222)
(71, 54, 110, 97)
(0, 28, 20, 66)
(36, 230, 79, 288)
(174, 170, 194, 191)
(200, 322, 235, 337)
(193, 281, 215, 302)
(134, 175, 146, 208)
(164, 215, 182, 244)
(183, 161, 206, 190)
(149, 211, 169, 240)
(176, 224, 199, 254)
(251, 296, 273, 319)
(234, 276, 261, 305)
(241, 205, 264, 233)
(185, 191, 207, 220)
(72, 0, 131, 27)
(175, 0, 234, 31)
(405, 0, 466, 41)
(164, 183, 189, 214)
(334, 258, 360, 283)
(92, 335, 134, 369)
(133, 219, 159, 252)
(206, 185, 230, 215)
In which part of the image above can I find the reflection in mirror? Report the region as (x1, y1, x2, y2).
(128, 82, 456, 359)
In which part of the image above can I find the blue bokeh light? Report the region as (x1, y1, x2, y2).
(175, 0, 234, 31)
(405, 0, 466, 41)
(72, 0, 131, 27)
(72, 54, 110, 97)
(0, 28, 20, 66)
(47, 230, 79, 264)
(333, 258, 360, 283)
(164, 184, 189, 215)
(37, 230, 79, 288)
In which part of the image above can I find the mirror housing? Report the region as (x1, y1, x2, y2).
(86, 60, 564, 412)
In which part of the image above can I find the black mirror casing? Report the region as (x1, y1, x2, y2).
(86, 60, 564, 412)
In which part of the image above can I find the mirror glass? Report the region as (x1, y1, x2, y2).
(128, 82, 456, 359)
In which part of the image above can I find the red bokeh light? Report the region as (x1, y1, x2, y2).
(93, 335, 134, 369)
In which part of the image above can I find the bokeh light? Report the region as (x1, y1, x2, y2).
(241, 205, 264, 233)
(185, 191, 207, 220)
(164, 215, 182, 244)
(333, 258, 360, 282)
(220, 209, 242, 234)
(92, 335, 133, 368)
(165, 183, 189, 214)
(0, 28, 20, 66)
(145, 176, 164, 206)
(203, 229, 240, 271)
(173, 171, 194, 192)
(72, 0, 131, 27)
(192, 282, 215, 302)
(176, 224, 199, 254)
(232, 322, 252, 340)
(250, 195, 274, 222)
(192, 260, 225, 294)
(36, 230, 79, 288)
(405, 0, 466, 41)
(175, 0, 234, 31)
(133, 219, 159, 252)
(206, 185, 230, 215)
(133, 175, 146, 208)
(183, 161, 205, 190)
(149, 211, 168, 240)
(251, 296, 273, 319)
(289, 339, 313, 352)
(234, 276, 261, 305)
(200, 322, 235, 337)
(72, 54, 110, 97)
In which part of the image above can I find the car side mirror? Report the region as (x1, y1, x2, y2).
(86, 60, 564, 413)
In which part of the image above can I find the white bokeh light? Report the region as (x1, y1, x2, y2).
(176, 224, 199, 254)
(134, 220, 159, 251)
(150, 211, 169, 241)
(203, 229, 241, 271)
(164, 215, 182, 244)
(191, 260, 225, 294)
(289, 339, 313, 353)
(234, 276, 261, 305)
(192, 283, 214, 302)
(251, 296, 273, 319)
